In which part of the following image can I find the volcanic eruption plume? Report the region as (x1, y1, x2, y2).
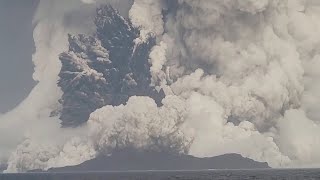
(1, 0, 320, 172)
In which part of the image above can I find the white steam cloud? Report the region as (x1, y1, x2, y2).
(2, 0, 320, 172)
(127, 0, 320, 167)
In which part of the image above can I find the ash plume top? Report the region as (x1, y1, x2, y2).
(57, 5, 164, 127)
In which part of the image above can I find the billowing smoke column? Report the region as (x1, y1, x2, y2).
(136, 0, 320, 167)
(2, 0, 320, 172)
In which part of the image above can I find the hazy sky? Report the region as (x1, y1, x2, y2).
(0, 0, 39, 113)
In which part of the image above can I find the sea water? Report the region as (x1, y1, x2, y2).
(1, 169, 320, 180)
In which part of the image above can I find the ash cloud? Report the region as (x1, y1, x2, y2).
(146, 0, 320, 167)
(2, 0, 320, 172)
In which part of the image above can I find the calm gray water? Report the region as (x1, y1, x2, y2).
(1, 169, 320, 180)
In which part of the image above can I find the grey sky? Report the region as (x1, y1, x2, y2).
(0, 0, 39, 113)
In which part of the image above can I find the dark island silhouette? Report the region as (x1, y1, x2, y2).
(45, 150, 269, 172)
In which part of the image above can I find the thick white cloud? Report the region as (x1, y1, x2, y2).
(132, 0, 320, 168)
(5, 137, 96, 173)
(88, 96, 191, 154)
(129, 0, 164, 39)
(276, 109, 320, 167)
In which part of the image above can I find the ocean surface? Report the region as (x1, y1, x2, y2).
(1, 169, 320, 180)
